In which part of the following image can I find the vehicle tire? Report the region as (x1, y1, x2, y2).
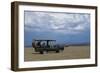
(40, 51, 47, 54)
(56, 50, 60, 53)
(40, 51, 43, 54)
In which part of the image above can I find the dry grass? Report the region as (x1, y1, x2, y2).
(24, 45, 90, 61)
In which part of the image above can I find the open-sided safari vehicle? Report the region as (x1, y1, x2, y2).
(32, 40, 64, 54)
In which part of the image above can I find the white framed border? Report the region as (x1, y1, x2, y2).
(18, 5, 96, 68)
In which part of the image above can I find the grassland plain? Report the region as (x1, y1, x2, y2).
(24, 45, 90, 61)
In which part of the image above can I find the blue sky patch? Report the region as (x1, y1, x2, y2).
(24, 11, 90, 47)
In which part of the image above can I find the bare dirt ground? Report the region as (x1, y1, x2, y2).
(24, 45, 90, 61)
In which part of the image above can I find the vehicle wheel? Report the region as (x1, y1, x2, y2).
(56, 50, 60, 53)
(40, 51, 43, 54)
(40, 51, 47, 54)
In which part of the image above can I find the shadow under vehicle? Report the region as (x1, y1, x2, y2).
(32, 40, 64, 54)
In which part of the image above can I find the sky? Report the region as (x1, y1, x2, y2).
(24, 11, 90, 47)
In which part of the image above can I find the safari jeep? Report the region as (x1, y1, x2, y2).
(32, 40, 64, 54)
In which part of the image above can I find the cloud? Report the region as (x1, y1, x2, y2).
(24, 11, 90, 34)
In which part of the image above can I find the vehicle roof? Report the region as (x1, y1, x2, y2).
(34, 40, 56, 41)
